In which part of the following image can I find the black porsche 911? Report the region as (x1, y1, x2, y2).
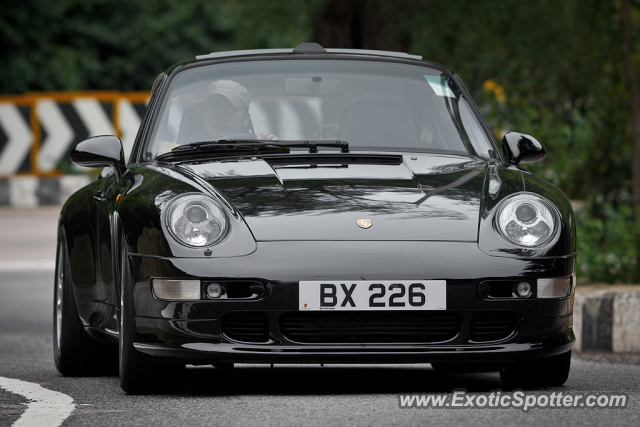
(54, 43, 576, 394)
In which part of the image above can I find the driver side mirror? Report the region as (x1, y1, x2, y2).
(502, 132, 546, 165)
(70, 135, 126, 179)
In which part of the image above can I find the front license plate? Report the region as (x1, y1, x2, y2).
(299, 280, 446, 311)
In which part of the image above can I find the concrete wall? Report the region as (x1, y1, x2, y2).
(574, 286, 640, 353)
(0, 175, 91, 207)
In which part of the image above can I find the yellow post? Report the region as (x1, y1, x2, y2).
(113, 96, 122, 139)
(29, 97, 40, 175)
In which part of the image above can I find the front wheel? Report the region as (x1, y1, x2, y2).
(500, 350, 572, 388)
(53, 226, 117, 376)
(118, 239, 184, 394)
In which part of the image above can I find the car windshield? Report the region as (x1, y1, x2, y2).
(145, 59, 495, 159)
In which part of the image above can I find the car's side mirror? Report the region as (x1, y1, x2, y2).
(70, 135, 126, 179)
(502, 132, 546, 165)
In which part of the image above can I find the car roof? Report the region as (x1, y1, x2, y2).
(195, 43, 423, 62)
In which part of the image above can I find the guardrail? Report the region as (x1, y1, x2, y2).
(0, 91, 149, 176)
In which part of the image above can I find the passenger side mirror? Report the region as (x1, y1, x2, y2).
(502, 132, 546, 165)
(70, 135, 126, 179)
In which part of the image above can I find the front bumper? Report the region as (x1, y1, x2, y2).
(129, 241, 576, 364)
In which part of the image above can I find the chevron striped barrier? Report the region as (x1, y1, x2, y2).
(0, 91, 149, 176)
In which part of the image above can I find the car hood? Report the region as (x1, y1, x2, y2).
(180, 153, 488, 241)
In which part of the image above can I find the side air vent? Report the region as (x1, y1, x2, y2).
(469, 311, 516, 341)
(221, 312, 269, 343)
(280, 311, 461, 344)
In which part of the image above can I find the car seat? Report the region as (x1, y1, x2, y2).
(337, 99, 419, 148)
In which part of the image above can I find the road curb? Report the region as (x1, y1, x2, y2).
(0, 175, 91, 207)
(574, 286, 640, 353)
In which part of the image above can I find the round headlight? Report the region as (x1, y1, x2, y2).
(166, 194, 228, 247)
(496, 194, 557, 247)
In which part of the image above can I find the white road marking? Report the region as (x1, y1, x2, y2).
(37, 99, 75, 172)
(0, 260, 55, 272)
(0, 376, 75, 427)
(0, 103, 33, 175)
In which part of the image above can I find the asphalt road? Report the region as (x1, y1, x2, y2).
(0, 207, 639, 426)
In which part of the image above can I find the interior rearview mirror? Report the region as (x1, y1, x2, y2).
(285, 77, 345, 97)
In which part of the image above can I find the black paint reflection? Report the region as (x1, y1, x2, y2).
(208, 169, 484, 219)
(184, 156, 489, 241)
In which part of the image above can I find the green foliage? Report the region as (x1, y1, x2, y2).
(218, 0, 311, 49)
(1, 0, 231, 92)
(0, 0, 312, 93)
(577, 201, 638, 283)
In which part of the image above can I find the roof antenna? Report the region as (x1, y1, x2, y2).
(293, 42, 326, 53)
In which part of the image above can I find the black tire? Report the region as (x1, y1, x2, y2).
(53, 226, 117, 376)
(118, 239, 184, 394)
(500, 350, 572, 388)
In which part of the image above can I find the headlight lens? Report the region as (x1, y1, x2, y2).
(496, 194, 557, 247)
(166, 194, 227, 247)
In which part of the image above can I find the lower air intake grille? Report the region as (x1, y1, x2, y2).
(469, 311, 517, 341)
(279, 312, 461, 344)
(221, 312, 269, 343)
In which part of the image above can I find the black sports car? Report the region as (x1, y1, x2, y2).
(54, 43, 576, 394)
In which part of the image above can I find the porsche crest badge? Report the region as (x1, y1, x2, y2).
(356, 219, 372, 229)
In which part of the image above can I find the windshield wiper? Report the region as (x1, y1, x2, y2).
(158, 139, 349, 160)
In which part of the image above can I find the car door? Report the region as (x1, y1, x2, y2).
(94, 166, 121, 334)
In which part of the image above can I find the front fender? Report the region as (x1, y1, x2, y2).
(117, 164, 257, 259)
(478, 165, 576, 259)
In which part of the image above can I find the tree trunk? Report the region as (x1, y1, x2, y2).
(621, 0, 640, 283)
(310, 0, 408, 51)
